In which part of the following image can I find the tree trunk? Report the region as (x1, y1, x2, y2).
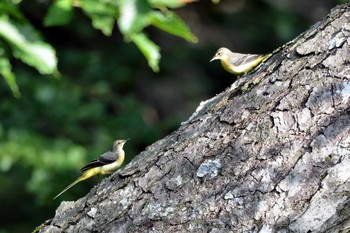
(39, 3, 350, 233)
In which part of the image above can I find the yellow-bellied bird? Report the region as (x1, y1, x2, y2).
(211, 47, 268, 76)
(54, 139, 129, 199)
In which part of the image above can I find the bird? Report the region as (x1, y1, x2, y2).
(53, 139, 129, 199)
(210, 47, 267, 76)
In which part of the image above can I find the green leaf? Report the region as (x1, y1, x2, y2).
(0, 53, 20, 97)
(148, 0, 187, 9)
(0, 16, 57, 74)
(150, 11, 197, 43)
(90, 16, 115, 36)
(117, 0, 152, 35)
(44, 0, 73, 27)
(131, 33, 160, 72)
(0, 0, 25, 20)
(80, 0, 117, 36)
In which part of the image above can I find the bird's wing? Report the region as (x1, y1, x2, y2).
(231, 53, 263, 67)
(98, 151, 118, 163)
(80, 151, 117, 172)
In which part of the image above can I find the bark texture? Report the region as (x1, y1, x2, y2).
(40, 3, 350, 233)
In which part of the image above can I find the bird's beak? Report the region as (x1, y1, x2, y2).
(210, 56, 217, 62)
(122, 139, 130, 144)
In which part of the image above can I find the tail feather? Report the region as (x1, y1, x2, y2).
(53, 167, 100, 199)
(53, 177, 82, 199)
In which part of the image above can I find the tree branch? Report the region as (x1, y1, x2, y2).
(39, 3, 350, 233)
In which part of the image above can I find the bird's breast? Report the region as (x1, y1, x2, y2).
(100, 161, 120, 174)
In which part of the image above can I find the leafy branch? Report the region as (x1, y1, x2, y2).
(0, 0, 197, 96)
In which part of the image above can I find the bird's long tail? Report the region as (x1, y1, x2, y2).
(53, 177, 82, 199)
(53, 168, 99, 199)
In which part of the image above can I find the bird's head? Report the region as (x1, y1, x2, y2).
(210, 47, 232, 62)
(113, 139, 130, 150)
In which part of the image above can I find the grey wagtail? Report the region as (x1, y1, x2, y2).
(54, 139, 129, 199)
(210, 47, 267, 75)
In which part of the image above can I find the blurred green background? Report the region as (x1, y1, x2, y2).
(0, 0, 346, 232)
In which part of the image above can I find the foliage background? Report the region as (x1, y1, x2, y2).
(0, 0, 346, 232)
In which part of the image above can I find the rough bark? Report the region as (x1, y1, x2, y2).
(39, 3, 350, 233)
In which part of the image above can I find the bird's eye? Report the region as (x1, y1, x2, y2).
(217, 52, 221, 56)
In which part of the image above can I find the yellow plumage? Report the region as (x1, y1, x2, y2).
(211, 47, 268, 75)
(53, 139, 128, 199)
